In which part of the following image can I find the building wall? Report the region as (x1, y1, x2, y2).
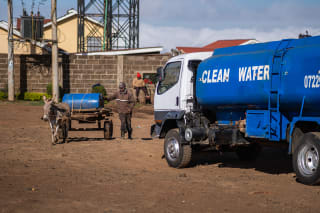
(123, 55, 171, 88)
(0, 53, 171, 97)
(0, 54, 52, 94)
(0, 28, 45, 54)
(43, 17, 78, 53)
(83, 20, 105, 52)
(43, 16, 104, 53)
(65, 55, 118, 94)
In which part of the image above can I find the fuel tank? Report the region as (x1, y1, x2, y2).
(196, 36, 320, 118)
(62, 93, 104, 110)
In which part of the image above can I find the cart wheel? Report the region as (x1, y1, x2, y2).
(67, 119, 72, 130)
(104, 120, 113, 140)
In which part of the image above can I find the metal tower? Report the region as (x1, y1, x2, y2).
(77, 0, 85, 52)
(77, 0, 140, 52)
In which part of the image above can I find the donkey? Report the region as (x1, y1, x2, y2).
(42, 96, 71, 144)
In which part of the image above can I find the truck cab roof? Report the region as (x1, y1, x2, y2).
(167, 52, 213, 64)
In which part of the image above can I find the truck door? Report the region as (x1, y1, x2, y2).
(155, 60, 183, 111)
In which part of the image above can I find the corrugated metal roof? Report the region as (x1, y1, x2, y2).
(176, 39, 258, 53)
(0, 21, 22, 37)
(203, 39, 251, 49)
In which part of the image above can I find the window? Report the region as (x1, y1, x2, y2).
(157, 61, 182, 94)
(143, 73, 157, 84)
(87, 37, 102, 52)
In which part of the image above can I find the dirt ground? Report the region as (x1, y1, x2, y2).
(0, 101, 319, 213)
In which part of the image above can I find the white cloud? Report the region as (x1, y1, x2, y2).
(140, 0, 320, 31)
(140, 23, 320, 52)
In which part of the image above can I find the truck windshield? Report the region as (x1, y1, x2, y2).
(157, 61, 182, 94)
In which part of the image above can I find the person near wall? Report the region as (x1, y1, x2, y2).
(132, 72, 150, 103)
(105, 82, 135, 139)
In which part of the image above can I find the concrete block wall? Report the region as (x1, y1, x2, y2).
(64, 55, 119, 95)
(19, 55, 52, 93)
(0, 53, 171, 96)
(0, 54, 8, 91)
(0, 54, 22, 94)
(123, 54, 170, 90)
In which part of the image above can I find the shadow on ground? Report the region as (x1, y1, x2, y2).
(190, 147, 293, 175)
(66, 137, 115, 143)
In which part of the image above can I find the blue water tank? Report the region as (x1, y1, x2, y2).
(196, 36, 320, 119)
(62, 93, 104, 110)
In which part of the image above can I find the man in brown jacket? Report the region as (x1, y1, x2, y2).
(106, 82, 135, 139)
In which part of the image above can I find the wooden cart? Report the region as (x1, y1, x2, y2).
(67, 107, 113, 139)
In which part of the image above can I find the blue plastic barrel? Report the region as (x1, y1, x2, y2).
(62, 93, 104, 110)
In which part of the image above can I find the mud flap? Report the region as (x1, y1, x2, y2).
(150, 124, 161, 138)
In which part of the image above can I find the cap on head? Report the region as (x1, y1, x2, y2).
(137, 72, 141, 78)
(119, 82, 126, 89)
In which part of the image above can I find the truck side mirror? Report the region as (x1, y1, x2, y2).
(157, 67, 164, 81)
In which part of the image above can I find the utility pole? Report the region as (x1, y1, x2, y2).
(7, 0, 14, 101)
(51, 0, 59, 102)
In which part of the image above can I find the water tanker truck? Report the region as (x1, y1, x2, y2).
(151, 36, 320, 185)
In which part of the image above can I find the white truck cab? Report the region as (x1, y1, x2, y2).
(152, 52, 212, 138)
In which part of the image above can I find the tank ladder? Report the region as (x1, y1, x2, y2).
(269, 40, 291, 141)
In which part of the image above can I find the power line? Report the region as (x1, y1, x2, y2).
(31, 0, 35, 13)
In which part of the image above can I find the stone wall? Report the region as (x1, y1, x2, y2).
(123, 55, 170, 89)
(0, 53, 171, 96)
(65, 55, 119, 94)
(0, 54, 58, 94)
(0, 54, 9, 91)
(0, 54, 22, 94)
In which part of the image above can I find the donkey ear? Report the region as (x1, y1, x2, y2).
(43, 95, 47, 102)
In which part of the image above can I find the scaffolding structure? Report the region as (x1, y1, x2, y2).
(77, 0, 139, 52)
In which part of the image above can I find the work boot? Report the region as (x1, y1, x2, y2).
(121, 130, 125, 139)
(145, 96, 151, 104)
(128, 129, 132, 140)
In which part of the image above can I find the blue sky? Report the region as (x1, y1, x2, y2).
(1, 0, 320, 51)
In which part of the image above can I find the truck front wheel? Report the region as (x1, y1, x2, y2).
(164, 129, 192, 168)
(293, 132, 320, 185)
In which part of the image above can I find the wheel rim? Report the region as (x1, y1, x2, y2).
(297, 143, 319, 177)
(166, 137, 180, 161)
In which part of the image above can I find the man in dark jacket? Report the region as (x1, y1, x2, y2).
(106, 82, 135, 139)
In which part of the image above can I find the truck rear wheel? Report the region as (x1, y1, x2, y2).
(164, 129, 192, 168)
(293, 132, 320, 185)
